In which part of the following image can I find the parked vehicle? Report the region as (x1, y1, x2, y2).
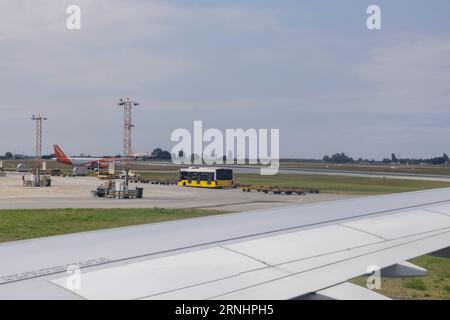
(16, 163, 30, 172)
(72, 167, 93, 176)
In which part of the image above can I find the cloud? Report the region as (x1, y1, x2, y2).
(0, 0, 296, 155)
(0, 0, 291, 93)
(0, 1, 449, 158)
(352, 34, 450, 114)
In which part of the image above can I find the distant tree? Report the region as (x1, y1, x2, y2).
(178, 150, 185, 158)
(382, 158, 391, 164)
(4, 152, 13, 159)
(151, 148, 172, 160)
(161, 151, 171, 160)
(151, 148, 164, 158)
(391, 153, 398, 163)
(430, 155, 448, 165)
(332, 153, 353, 163)
(323, 153, 353, 164)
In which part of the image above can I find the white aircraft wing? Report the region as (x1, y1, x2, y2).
(1, 188, 450, 300)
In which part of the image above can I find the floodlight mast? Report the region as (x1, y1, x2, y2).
(31, 115, 48, 183)
(117, 98, 140, 187)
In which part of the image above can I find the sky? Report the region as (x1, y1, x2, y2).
(1, 0, 450, 159)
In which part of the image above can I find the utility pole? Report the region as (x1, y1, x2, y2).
(31, 115, 47, 184)
(117, 98, 140, 187)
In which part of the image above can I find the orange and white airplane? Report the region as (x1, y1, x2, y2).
(53, 145, 119, 169)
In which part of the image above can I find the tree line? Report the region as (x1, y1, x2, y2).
(2, 149, 450, 165)
(322, 152, 450, 165)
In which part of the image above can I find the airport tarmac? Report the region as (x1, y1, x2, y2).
(0, 173, 355, 211)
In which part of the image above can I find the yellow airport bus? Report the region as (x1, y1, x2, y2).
(177, 167, 234, 188)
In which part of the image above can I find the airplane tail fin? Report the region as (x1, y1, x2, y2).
(53, 145, 73, 165)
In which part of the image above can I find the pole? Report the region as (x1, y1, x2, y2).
(118, 98, 140, 187)
(31, 115, 47, 184)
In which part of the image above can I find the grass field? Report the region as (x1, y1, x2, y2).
(281, 161, 450, 176)
(351, 256, 450, 300)
(234, 174, 450, 195)
(0, 208, 226, 243)
(138, 170, 178, 180)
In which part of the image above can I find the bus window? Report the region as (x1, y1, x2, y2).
(179, 171, 188, 180)
(216, 169, 233, 180)
(202, 172, 214, 181)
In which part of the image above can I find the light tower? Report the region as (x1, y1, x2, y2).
(31, 114, 48, 182)
(117, 98, 140, 186)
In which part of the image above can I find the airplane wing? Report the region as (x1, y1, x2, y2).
(1, 188, 450, 300)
